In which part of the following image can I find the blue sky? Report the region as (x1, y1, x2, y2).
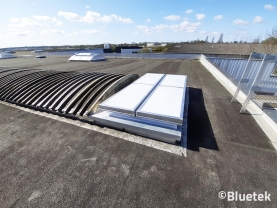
(0, 0, 276, 47)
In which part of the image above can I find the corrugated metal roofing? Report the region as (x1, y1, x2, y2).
(0, 67, 137, 119)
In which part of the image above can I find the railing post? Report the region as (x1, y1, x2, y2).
(240, 54, 277, 113)
(231, 52, 264, 102)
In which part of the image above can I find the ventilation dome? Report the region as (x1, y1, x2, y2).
(68, 53, 106, 62)
(0, 53, 17, 59)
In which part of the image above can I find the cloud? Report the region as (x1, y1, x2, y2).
(32, 15, 63, 26)
(164, 15, 180, 21)
(80, 29, 100, 34)
(55, 21, 63, 26)
(253, 16, 263, 23)
(136, 24, 169, 34)
(186, 9, 193, 14)
(33, 15, 54, 21)
(233, 19, 249, 25)
(214, 15, 223, 20)
(170, 20, 201, 32)
(40, 29, 65, 35)
(146, 18, 151, 22)
(8, 18, 41, 28)
(195, 14, 205, 20)
(86, 6, 89, 9)
(200, 30, 207, 34)
(136, 25, 148, 30)
(133, 31, 139, 34)
(137, 20, 200, 34)
(67, 31, 78, 37)
(58, 11, 133, 24)
(264, 4, 275, 10)
(136, 25, 152, 34)
(151, 24, 169, 32)
(111, 14, 133, 23)
(57, 11, 80, 21)
(6, 30, 34, 38)
(212, 32, 221, 35)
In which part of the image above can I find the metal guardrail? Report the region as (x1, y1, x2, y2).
(209, 52, 277, 113)
(40, 51, 200, 60)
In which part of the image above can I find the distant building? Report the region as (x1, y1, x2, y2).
(147, 42, 159, 47)
(31, 50, 43, 53)
(116, 46, 142, 54)
(104, 43, 110, 49)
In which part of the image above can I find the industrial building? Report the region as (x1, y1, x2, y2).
(116, 46, 142, 54)
(0, 51, 277, 207)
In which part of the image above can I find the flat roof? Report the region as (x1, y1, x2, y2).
(0, 52, 276, 207)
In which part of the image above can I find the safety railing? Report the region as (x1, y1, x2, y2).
(209, 52, 277, 113)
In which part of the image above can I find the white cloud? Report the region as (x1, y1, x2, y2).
(164, 15, 180, 21)
(67, 31, 78, 37)
(186, 9, 193, 14)
(82, 11, 111, 23)
(55, 21, 63, 26)
(80, 29, 100, 34)
(253, 16, 263, 23)
(136, 24, 169, 34)
(136, 25, 148, 30)
(146, 18, 151, 22)
(200, 30, 207, 34)
(133, 31, 139, 34)
(58, 11, 133, 24)
(6, 30, 34, 38)
(58, 11, 80, 21)
(196, 14, 205, 20)
(264, 4, 275, 10)
(8, 18, 41, 28)
(29, 39, 39, 42)
(32, 15, 63, 26)
(86, 5, 89, 9)
(40, 29, 65, 35)
(170, 20, 201, 32)
(212, 32, 221, 35)
(136, 25, 152, 35)
(214, 15, 223, 20)
(33, 15, 55, 21)
(151, 24, 169, 32)
(144, 29, 153, 35)
(233, 19, 249, 25)
(111, 14, 133, 23)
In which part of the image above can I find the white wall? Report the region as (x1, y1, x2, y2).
(121, 49, 142, 54)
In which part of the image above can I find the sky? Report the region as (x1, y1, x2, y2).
(0, 0, 276, 47)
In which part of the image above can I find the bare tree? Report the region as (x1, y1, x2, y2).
(271, 26, 277, 38)
(263, 27, 277, 54)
